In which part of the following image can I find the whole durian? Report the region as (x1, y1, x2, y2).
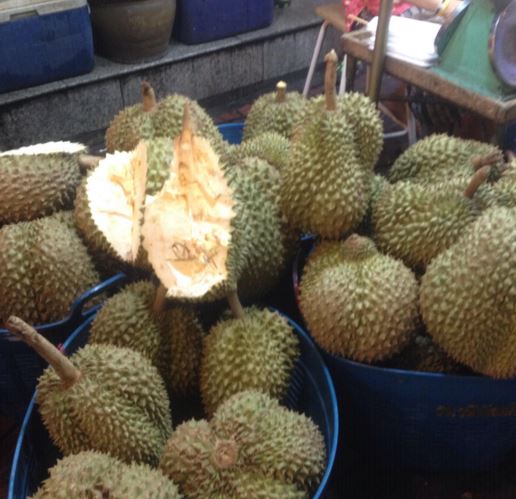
(6, 317, 172, 465)
(244, 81, 306, 141)
(372, 167, 492, 269)
(200, 307, 299, 415)
(30, 451, 182, 499)
(0, 214, 100, 324)
(388, 134, 504, 184)
(159, 391, 326, 498)
(0, 142, 85, 225)
(491, 164, 516, 208)
(299, 235, 419, 362)
(280, 51, 372, 238)
(105, 81, 224, 154)
(420, 207, 516, 378)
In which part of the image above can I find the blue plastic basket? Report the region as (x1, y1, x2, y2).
(0, 273, 128, 421)
(293, 240, 516, 472)
(8, 311, 338, 499)
(218, 121, 245, 145)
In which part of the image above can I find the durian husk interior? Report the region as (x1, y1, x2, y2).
(86, 114, 235, 299)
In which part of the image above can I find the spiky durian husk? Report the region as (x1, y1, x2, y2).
(159, 391, 325, 498)
(225, 131, 290, 172)
(337, 92, 383, 170)
(105, 103, 154, 153)
(0, 142, 85, 224)
(280, 97, 371, 239)
(37, 344, 172, 465)
(90, 281, 161, 362)
(244, 90, 306, 141)
(30, 451, 182, 499)
(299, 237, 419, 362)
(372, 179, 486, 269)
(491, 168, 516, 208)
(200, 308, 299, 415)
(420, 207, 516, 378)
(0, 215, 100, 324)
(357, 174, 389, 236)
(388, 134, 504, 184)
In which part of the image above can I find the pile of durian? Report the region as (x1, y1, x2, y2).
(289, 51, 516, 379)
(3, 79, 331, 498)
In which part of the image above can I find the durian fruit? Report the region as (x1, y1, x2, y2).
(386, 334, 464, 373)
(0, 214, 100, 324)
(159, 391, 326, 498)
(299, 235, 419, 362)
(243, 81, 306, 141)
(225, 131, 290, 172)
(106, 81, 224, 155)
(388, 134, 504, 185)
(200, 306, 299, 415)
(280, 51, 372, 238)
(0, 141, 85, 224)
(491, 164, 516, 208)
(420, 207, 516, 378)
(5, 317, 172, 465)
(30, 451, 182, 499)
(372, 167, 492, 269)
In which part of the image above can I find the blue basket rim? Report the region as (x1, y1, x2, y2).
(293, 237, 516, 383)
(218, 121, 244, 131)
(9, 311, 338, 499)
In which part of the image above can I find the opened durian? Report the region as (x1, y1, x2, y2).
(30, 451, 182, 499)
(159, 391, 325, 498)
(372, 167, 492, 269)
(244, 81, 306, 141)
(200, 305, 299, 415)
(420, 206, 516, 378)
(5, 317, 172, 465)
(0, 214, 100, 324)
(299, 235, 419, 362)
(0, 141, 85, 225)
(280, 51, 373, 238)
(105, 81, 224, 154)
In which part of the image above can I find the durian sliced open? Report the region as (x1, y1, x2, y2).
(142, 105, 234, 298)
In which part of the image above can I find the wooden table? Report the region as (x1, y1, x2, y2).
(341, 29, 516, 125)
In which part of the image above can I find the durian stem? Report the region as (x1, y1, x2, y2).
(78, 154, 101, 171)
(5, 316, 80, 387)
(227, 291, 245, 319)
(213, 439, 239, 469)
(141, 81, 157, 113)
(471, 151, 500, 171)
(324, 50, 338, 111)
(464, 166, 491, 199)
(153, 284, 168, 315)
(275, 81, 287, 103)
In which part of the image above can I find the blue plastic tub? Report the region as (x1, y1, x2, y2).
(0, 273, 128, 420)
(293, 240, 516, 471)
(174, 0, 274, 45)
(8, 312, 338, 499)
(218, 121, 244, 145)
(0, 0, 94, 93)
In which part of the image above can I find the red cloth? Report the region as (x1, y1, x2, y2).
(342, 0, 413, 30)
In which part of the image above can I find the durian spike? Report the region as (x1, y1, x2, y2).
(471, 151, 500, 171)
(152, 284, 168, 315)
(275, 81, 287, 103)
(141, 81, 157, 113)
(78, 154, 101, 172)
(227, 290, 245, 319)
(324, 50, 338, 111)
(212, 439, 239, 469)
(5, 316, 80, 387)
(464, 165, 491, 199)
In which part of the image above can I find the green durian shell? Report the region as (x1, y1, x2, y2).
(105, 103, 154, 153)
(420, 207, 516, 378)
(299, 237, 419, 362)
(37, 344, 172, 465)
(30, 451, 182, 499)
(0, 145, 84, 224)
(200, 308, 299, 415)
(491, 167, 516, 208)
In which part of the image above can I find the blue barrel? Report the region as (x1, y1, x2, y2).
(8, 311, 338, 498)
(293, 240, 516, 471)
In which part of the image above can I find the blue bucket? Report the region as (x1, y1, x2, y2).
(0, 273, 128, 421)
(218, 122, 244, 145)
(293, 240, 516, 471)
(8, 311, 338, 499)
